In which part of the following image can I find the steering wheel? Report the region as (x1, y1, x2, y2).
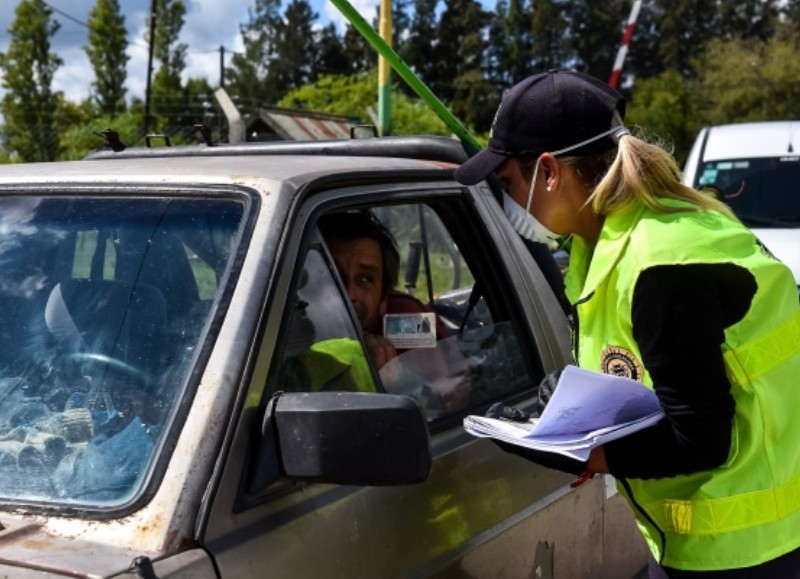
(64, 352, 152, 389)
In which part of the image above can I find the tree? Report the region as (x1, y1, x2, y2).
(401, 0, 439, 89)
(485, 0, 533, 87)
(530, 0, 567, 73)
(278, 72, 452, 136)
(150, 0, 188, 132)
(779, 0, 800, 39)
(693, 38, 800, 126)
(85, 0, 129, 117)
(272, 0, 319, 95)
(567, 1, 628, 80)
(626, 69, 698, 164)
(716, 0, 779, 41)
(342, 23, 374, 74)
(226, 0, 283, 108)
(58, 110, 143, 160)
(315, 23, 349, 77)
(435, 0, 493, 130)
(0, 0, 62, 162)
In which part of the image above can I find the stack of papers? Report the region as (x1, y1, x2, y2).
(463, 365, 665, 461)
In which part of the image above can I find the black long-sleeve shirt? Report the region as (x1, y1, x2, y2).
(603, 262, 757, 479)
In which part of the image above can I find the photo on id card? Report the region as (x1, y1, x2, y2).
(383, 312, 436, 348)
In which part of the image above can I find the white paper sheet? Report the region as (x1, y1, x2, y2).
(463, 365, 665, 461)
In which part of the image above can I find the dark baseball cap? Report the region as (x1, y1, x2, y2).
(454, 70, 627, 185)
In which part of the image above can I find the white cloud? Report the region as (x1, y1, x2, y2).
(0, 0, 387, 124)
(322, 0, 378, 34)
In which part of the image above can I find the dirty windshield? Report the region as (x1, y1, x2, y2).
(0, 195, 244, 507)
(695, 157, 800, 226)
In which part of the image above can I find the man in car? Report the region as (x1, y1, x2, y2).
(317, 211, 467, 416)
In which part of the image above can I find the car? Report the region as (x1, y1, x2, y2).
(0, 135, 647, 578)
(682, 120, 800, 284)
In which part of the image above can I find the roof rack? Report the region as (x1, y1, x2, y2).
(83, 135, 470, 166)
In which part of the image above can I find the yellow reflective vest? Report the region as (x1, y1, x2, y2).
(301, 338, 376, 393)
(564, 200, 800, 571)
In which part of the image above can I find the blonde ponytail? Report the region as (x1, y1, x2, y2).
(565, 133, 737, 221)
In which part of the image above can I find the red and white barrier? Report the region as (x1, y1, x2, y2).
(608, 0, 642, 89)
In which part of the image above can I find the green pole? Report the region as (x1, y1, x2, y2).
(378, 0, 392, 136)
(330, 0, 481, 150)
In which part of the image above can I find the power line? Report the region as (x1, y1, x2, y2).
(44, 1, 88, 29)
(42, 1, 238, 56)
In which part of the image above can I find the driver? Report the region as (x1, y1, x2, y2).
(318, 211, 468, 416)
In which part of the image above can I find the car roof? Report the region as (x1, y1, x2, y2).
(701, 121, 800, 161)
(0, 136, 467, 190)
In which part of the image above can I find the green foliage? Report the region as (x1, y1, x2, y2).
(434, 0, 490, 109)
(272, 0, 318, 92)
(151, 0, 188, 131)
(693, 38, 800, 126)
(278, 73, 452, 136)
(0, 0, 62, 162)
(567, 2, 627, 80)
(5, 0, 800, 169)
(626, 69, 698, 164)
(58, 112, 144, 160)
(85, 0, 129, 117)
(225, 0, 283, 108)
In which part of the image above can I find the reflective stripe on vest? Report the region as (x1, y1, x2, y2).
(723, 310, 800, 387)
(650, 470, 800, 535)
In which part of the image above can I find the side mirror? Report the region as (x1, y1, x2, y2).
(250, 392, 431, 492)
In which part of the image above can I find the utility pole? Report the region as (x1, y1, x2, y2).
(219, 45, 225, 89)
(144, 0, 158, 135)
(378, 0, 392, 136)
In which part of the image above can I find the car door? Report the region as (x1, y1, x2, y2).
(201, 175, 645, 578)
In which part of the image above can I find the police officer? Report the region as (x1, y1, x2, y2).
(455, 70, 800, 577)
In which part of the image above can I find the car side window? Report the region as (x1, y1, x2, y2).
(274, 237, 379, 394)
(275, 202, 534, 421)
(373, 204, 532, 417)
(268, 198, 539, 421)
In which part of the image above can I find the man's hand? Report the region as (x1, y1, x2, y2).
(363, 333, 397, 368)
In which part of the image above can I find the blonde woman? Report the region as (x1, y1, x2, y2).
(456, 70, 800, 578)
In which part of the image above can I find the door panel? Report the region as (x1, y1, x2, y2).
(203, 181, 644, 578)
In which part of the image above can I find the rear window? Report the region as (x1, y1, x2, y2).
(695, 156, 800, 226)
(0, 195, 245, 508)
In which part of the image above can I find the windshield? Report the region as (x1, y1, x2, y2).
(695, 156, 800, 226)
(0, 195, 244, 508)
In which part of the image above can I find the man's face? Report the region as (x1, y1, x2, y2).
(327, 237, 387, 334)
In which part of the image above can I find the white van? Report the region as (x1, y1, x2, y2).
(682, 121, 800, 284)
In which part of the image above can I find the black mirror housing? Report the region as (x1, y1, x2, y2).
(253, 392, 431, 490)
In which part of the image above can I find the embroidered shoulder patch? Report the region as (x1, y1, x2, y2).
(600, 346, 644, 381)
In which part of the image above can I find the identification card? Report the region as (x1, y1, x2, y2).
(383, 312, 436, 349)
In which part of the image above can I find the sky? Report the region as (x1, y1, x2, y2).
(0, 0, 379, 106)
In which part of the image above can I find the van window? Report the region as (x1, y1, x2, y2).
(696, 157, 800, 225)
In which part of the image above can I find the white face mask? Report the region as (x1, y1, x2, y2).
(502, 159, 561, 249)
(501, 120, 630, 248)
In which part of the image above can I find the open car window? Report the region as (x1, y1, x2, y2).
(0, 195, 245, 507)
(275, 236, 379, 395)
(267, 201, 536, 421)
